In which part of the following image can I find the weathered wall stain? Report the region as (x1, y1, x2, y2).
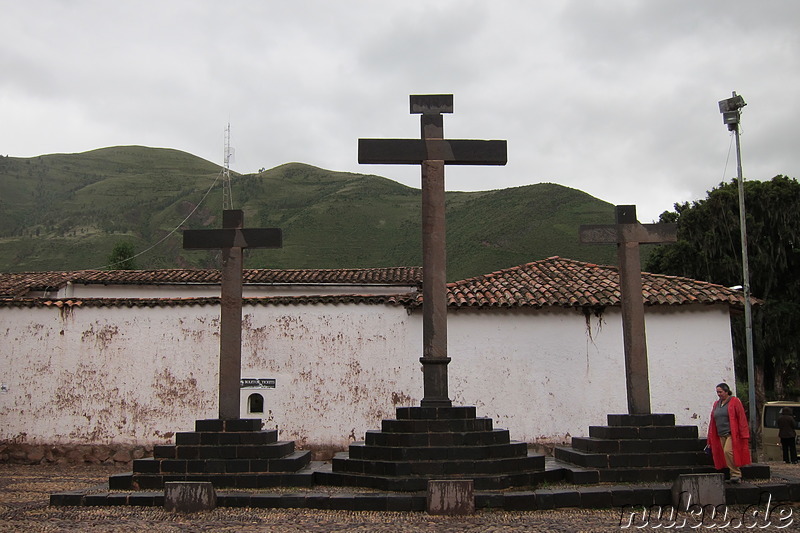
(58, 304, 75, 322)
(152, 368, 203, 409)
(176, 316, 218, 344)
(391, 391, 413, 406)
(80, 323, 120, 350)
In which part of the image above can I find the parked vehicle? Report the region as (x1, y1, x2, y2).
(762, 401, 800, 461)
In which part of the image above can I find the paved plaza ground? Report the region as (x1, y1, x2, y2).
(2, 463, 800, 532)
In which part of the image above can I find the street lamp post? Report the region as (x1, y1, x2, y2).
(718, 91, 757, 459)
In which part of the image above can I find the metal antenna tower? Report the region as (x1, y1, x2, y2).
(223, 123, 234, 210)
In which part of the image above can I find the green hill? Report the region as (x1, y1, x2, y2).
(0, 146, 619, 281)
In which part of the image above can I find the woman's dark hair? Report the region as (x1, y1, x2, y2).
(716, 382, 732, 395)
(782, 407, 793, 415)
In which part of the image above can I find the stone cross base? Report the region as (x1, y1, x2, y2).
(554, 414, 770, 484)
(108, 418, 313, 490)
(317, 405, 546, 491)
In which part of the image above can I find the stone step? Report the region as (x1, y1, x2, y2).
(332, 453, 545, 477)
(380, 417, 494, 433)
(50, 482, 675, 510)
(127, 470, 315, 490)
(195, 418, 263, 432)
(554, 446, 709, 469)
(153, 440, 294, 460)
(544, 456, 601, 484)
(571, 436, 706, 454)
(596, 465, 718, 483)
(316, 466, 548, 492)
(364, 428, 510, 447)
(588, 425, 699, 440)
(120, 453, 315, 490)
(173, 429, 279, 446)
(347, 441, 528, 461)
(57, 474, 795, 511)
(133, 449, 310, 475)
(394, 406, 477, 420)
(606, 413, 676, 426)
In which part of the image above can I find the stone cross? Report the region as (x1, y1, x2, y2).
(359, 94, 507, 407)
(183, 210, 282, 419)
(580, 205, 676, 414)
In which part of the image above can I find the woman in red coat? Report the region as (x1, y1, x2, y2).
(707, 382, 751, 483)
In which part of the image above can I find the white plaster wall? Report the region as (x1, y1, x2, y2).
(0, 303, 420, 449)
(645, 305, 736, 434)
(444, 304, 735, 446)
(0, 301, 734, 450)
(0, 305, 219, 445)
(237, 305, 420, 451)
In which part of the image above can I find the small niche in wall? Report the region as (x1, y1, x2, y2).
(248, 393, 264, 414)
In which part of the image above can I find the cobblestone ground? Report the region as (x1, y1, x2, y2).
(2, 463, 800, 532)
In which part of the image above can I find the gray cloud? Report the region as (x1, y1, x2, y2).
(1, 0, 797, 223)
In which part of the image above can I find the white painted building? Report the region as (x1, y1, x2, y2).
(0, 258, 746, 454)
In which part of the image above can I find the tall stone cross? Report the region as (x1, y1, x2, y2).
(580, 205, 676, 415)
(183, 209, 282, 419)
(359, 94, 507, 407)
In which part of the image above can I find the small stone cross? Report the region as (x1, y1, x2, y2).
(359, 94, 507, 407)
(183, 210, 282, 419)
(580, 205, 677, 414)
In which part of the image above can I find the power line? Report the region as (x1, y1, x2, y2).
(94, 170, 222, 270)
(722, 130, 735, 183)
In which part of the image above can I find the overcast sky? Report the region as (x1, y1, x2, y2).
(2, 1, 797, 222)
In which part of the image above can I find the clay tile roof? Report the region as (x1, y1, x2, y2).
(69, 267, 423, 286)
(0, 294, 407, 310)
(435, 256, 755, 310)
(0, 267, 423, 298)
(0, 271, 75, 298)
(0, 258, 754, 310)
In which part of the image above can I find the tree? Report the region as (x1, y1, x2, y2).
(107, 241, 138, 270)
(646, 176, 800, 401)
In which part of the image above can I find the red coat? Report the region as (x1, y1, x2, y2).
(707, 396, 752, 469)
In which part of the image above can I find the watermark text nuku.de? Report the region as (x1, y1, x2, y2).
(619, 491, 794, 529)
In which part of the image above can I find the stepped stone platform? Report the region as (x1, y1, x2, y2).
(554, 413, 770, 483)
(107, 418, 313, 490)
(314, 406, 548, 491)
(51, 412, 788, 510)
(50, 459, 800, 510)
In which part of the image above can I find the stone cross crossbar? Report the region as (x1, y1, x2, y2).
(183, 228, 282, 250)
(579, 224, 677, 246)
(358, 139, 507, 166)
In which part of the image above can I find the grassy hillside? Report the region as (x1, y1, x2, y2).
(0, 146, 619, 280)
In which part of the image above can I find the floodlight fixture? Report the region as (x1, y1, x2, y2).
(718, 92, 746, 130)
